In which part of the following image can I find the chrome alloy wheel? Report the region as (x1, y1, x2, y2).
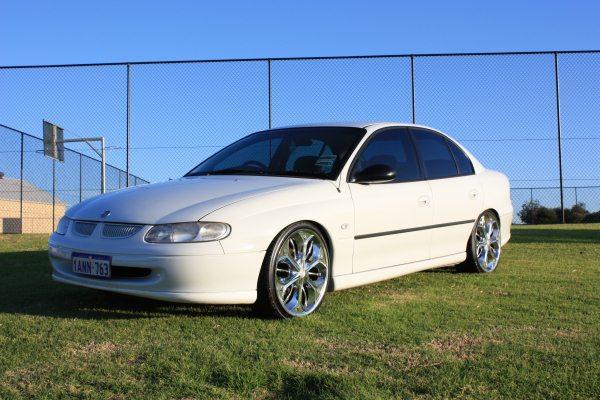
(273, 228, 329, 317)
(474, 212, 501, 272)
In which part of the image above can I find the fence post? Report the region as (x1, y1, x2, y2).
(79, 153, 83, 202)
(530, 188, 533, 203)
(574, 187, 578, 205)
(268, 59, 272, 129)
(553, 52, 565, 223)
(52, 159, 56, 231)
(410, 55, 416, 123)
(126, 64, 131, 187)
(19, 132, 24, 234)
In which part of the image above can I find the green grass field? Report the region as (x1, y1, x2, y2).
(0, 225, 599, 399)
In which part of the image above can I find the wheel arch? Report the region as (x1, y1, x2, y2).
(303, 220, 335, 291)
(257, 219, 335, 290)
(487, 208, 501, 227)
(467, 208, 501, 249)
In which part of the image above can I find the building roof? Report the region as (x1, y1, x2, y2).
(0, 177, 63, 205)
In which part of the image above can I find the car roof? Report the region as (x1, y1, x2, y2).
(273, 122, 439, 130)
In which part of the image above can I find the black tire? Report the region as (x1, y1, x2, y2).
(254, 221, 330, 319)
(458, 210, 502, 273)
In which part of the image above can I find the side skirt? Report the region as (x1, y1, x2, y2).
(331, 252, 466, 291)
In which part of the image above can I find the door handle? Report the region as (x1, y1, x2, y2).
(418, 195, 430, 207)
(469, 189, 479, 200)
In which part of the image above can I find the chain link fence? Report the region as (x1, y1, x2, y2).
(1, 51, 599, 230)
(0, 124, 148, 233)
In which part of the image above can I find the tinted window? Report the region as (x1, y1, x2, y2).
(446, 139, 474, 175)
(351, 128, 422, 182)
(285, 138, 330, 171)
(186, 127, 365, 180)
(210, 137, 283, 171)
(411, 129, 458, 179)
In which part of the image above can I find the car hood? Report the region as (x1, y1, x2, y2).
(66, 175, 316, 224)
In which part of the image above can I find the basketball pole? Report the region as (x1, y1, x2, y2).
(58, 137, 106, 194)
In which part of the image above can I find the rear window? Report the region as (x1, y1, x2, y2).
(446, 139, 475, 175)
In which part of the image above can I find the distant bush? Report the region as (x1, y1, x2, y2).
(518, 200, 540, 224)
(519, 200, 557, 224)
(562, 203, 588, 223)
(518, 201, 596, 224)
(583, 211, 600, 223)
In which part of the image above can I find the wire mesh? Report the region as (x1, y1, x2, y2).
(128, 61, 269, 182)
(0, 125, 147, 233)
(1, 51, 600, 229)
(0, 126, 23, 233)
(557, 53, 600, 214)
(271, 57, 413, 126)
(21, 134, 54, 233)
(0, 65, 128, 168)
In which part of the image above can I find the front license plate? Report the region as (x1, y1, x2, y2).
(72, 252, 111, 278)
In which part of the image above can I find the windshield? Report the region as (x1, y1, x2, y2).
(185, 127, 366, 180)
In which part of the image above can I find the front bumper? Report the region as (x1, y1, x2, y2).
(49, 231, 265, 304)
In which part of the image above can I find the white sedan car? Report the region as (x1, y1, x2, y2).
(49, 123, 512, 318)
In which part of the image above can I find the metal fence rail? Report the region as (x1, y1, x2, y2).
(0, 124, 148, 233)
(1, 49, 600, 228)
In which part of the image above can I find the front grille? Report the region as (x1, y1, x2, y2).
(102, 223, 143, 238)
(73, 221, 97, 236)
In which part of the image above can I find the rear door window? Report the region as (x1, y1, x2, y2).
(411, 129, 458, 179)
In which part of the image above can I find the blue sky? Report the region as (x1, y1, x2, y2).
(1, 0, 600, 65)
(1, 1, 600, 217)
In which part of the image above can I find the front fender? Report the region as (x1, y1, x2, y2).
(206, 183, 355, 276)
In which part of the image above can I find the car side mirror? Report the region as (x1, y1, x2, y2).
(351, 164, 396, 184)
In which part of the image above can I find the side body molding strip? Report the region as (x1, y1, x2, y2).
(354, 219, 475, 240)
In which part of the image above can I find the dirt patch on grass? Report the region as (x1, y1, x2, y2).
(2, 365, 52, 398)
(386, 291, 420, 303)
(69, 341, 124, 357)
(555, 328, 581, 339)
(427, 334, 501, 360)
(360, 290, 422, 311)
(281, 358, 350, 375)
(312, 337, 442, 372)
(3, 364, 102, 399)
(3, 367, 36, 383)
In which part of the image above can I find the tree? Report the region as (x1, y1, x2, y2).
(565, 202, 588, 223)
(519, 200, 559, 224)
(584, 211, 600, 223)
(520, 200, 596, 224)
(518, 200, 540, 224)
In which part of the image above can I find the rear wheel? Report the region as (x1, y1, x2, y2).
(460, 210, 501, 273)
(256, 222, 330, 319)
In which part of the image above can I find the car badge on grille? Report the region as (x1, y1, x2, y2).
(101, 210, 111, 218)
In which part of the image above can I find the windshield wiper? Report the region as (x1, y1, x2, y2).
(200, 168, 265, 176)
(189, 168, 329, 179)
(271, 171, 329, 179)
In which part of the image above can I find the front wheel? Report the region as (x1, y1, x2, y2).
(460, 210, 502, 273)
(256, 222, 330, 319)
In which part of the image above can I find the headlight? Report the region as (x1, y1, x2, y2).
(55, 216, 71, 235)
(144, 222, 230, 243)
